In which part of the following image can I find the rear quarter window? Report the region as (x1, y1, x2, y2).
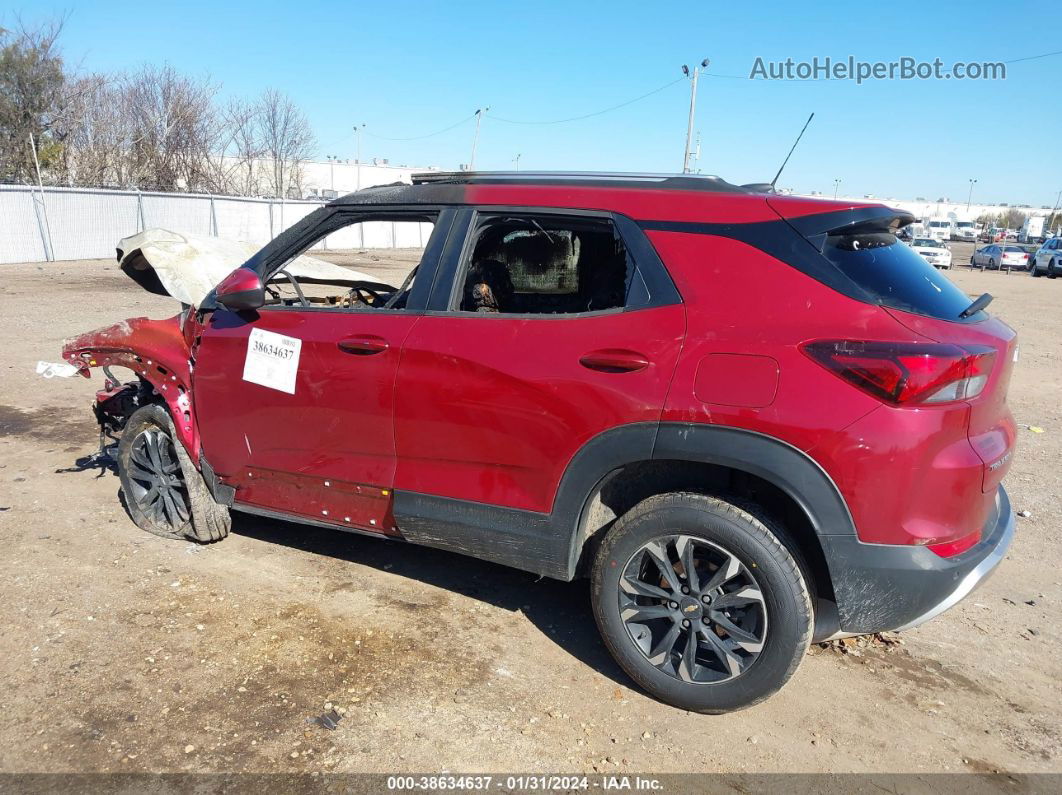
(822, 232, 975, 320)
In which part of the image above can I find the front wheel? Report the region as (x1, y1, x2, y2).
(591, 493, 812, 713)
(1049, 260, 1059, 279)
(117, 404, 231, 542)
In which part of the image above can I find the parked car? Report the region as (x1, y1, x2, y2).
(909, 237, 952, 269)
(1030, 237, 1062, 278)
(62, 172, 1017, 714)
(971, 244, 1029, 270)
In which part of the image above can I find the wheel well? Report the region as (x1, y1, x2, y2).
(574, 459, 835, 602)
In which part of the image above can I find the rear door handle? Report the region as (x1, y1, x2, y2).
(337, 335, 389, 355)
(579, 349, 650, 373)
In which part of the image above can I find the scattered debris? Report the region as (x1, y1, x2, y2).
(307, 709, 342, 731)
(35, 360, 80, 379)
(1024, 425, 1045, 433)
(820, 632, 905, 656)
(1018, 510, 1032, 518)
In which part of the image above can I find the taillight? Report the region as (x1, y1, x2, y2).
(802, 340, 996, 405)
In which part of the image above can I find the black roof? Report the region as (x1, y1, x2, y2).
(410, 170, 760, 193)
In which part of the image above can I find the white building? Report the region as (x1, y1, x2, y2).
(297, 158, 440, 199)
(798, 190, 1052, 223)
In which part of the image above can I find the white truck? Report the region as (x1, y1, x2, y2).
(950, 220, 979, 242)
(925, 219, 952, 242)
(1019, 216, 1046, 244)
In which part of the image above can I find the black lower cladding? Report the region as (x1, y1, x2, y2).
(393, 422, 858, 581)
(394, 423, 659, 580)
(822, 486, 1013, 634)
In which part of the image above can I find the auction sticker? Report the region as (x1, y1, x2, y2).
(243, 328, 302, 394)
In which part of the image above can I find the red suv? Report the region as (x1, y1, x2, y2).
(63, 172, 1016, 713)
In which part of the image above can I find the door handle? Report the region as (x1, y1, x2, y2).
(579, 349, 650, 373)
(337, 335, 389, 355)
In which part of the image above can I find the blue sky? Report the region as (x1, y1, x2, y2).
(9, 0, 1061, 206)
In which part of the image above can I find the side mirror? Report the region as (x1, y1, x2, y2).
(215, 267, 265, 311)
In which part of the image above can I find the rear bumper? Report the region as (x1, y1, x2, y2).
(820, 485, 1014, 635)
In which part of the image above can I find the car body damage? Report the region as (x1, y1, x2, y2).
(62, 313, 200, 460)
(63, 227, 390, 463)
(118, 228, 384, 307)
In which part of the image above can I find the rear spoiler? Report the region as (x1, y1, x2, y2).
(780, 205, 917, 253)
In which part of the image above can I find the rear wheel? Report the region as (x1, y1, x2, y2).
(590, 493, 812, 713)
(117, 404, 230, 542)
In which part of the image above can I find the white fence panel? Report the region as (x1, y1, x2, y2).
(140, 193, 212, 237)
(213, 197, 275, 245)
(0, 185, 412, 265)
(0, 186, 49, 262)
(47, 189, 140, 261)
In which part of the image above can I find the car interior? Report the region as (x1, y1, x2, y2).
(457, 215, 634, 315)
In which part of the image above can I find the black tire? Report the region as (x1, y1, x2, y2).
(591, 493, 812, 713)
(988, 258, 995, 269)
(117, 404, 230, 543)
(1031, 264, 1041, 277)
(1049, 260, 1058, 279)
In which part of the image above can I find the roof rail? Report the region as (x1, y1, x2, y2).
(410, 170, 754, 193)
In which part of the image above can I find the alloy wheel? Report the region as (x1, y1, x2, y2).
(618, 535, 767, 684)
(125, 428, 190, 530)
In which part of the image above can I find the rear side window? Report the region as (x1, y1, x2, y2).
(822, 231, 975, 320)
(456, 213, 648, 315)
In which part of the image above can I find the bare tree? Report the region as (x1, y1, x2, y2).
(256, 88, 315, 198)
(999, 208, 1027, 231)
(119, 65, 220, 191)
(0, 19, 67, 183)
(203, 98, 264, 195)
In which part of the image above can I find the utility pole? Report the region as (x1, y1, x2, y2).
(470, 107, 489, 171)
(966, 178, 977, 211)
(353, 124, 364, 190)
(681, 58, 709, 173)
(28, 133, 55, 262)
(833, 179, 841, 200)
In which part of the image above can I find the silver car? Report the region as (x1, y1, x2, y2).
(1030, 238, 1061, 278)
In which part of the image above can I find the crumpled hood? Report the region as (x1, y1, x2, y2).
(117, 228, 384, 306)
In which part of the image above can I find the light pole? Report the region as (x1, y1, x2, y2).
(470, 107, 489, 171)
(353, 124, 365, 190)
(833, 179, 842, 200)
(327, 155, 336, 192)
(513, 153, 521, 171)
(681, 58, 709, 173)
(966, 178, 977, 211)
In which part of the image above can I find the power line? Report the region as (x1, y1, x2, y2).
(490, 76, 686, 125)
(363, 113, 477, 141)
(1000, 48, 1062, 65)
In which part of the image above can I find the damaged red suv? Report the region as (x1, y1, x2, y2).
(64, 172, 1016, 713)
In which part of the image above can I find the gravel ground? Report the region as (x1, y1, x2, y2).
(0, 245, 1059, 775)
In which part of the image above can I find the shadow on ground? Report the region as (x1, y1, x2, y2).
(230, 512, 631, 689)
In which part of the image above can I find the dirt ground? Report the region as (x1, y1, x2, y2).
(0, 244, 1059, 776)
